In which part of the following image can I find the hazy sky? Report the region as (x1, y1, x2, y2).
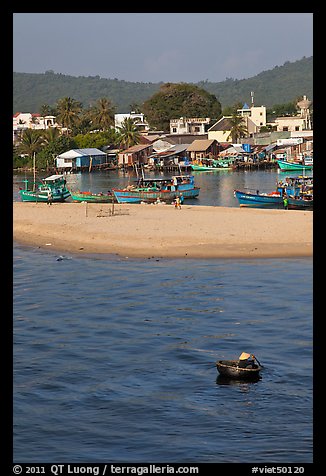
(13, 13, 313, 83)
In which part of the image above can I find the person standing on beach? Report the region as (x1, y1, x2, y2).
(283, 194, 288, 210)
(47, 190, 53, 206)
(175, 196, 181, 209)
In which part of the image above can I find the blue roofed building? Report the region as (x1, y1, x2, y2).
(56, 148, 108, 171)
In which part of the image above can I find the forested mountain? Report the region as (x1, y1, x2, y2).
(13, 56, 312, 114)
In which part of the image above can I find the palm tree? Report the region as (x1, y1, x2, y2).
(116, 117, 141, 149)
(88, 97, 116, 131)
(226, 114, 248, 143)
(55, 97, 82, 133)
(40, 104, 56, 117)
(41, 127, 60, 144)
(17, 129, 44, 160)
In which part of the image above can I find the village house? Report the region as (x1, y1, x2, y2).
(237, 103, 267, 129)
(207, 117, 233, 143)
(13, 112, 57, 142)
(170, 117, 210, 135)
(56, 148, 108, 172)
(118, 143, 153, 167)
(186, 139, 219, 160)
(149, 144, 189, 167)
(115, 112, 150, 133)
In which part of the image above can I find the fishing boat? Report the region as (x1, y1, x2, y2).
(234, 175, 313, 210)
(19, 174, 71, 202)
(70, 190, 114, 203)
(277, 158, 313, 171)
(234, 190, 313, 210)
(113, 187, 176, 204)
(191, 163, 218, 171)
(113, 174, 200, 204)
(216, 353, 262, 380)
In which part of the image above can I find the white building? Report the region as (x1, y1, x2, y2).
(237, 103, 267, 128)
(13, 112, 57, 142)
(170, 117, 210, 135)
(114, 112, 150, 132)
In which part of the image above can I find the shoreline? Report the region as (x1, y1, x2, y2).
(13, 202, 313, 259)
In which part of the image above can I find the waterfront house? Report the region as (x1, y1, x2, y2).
(149, 144, 189, 167)
(118, 143, 153, 167)
(186, 139, 219, 161)
(56, 148, 107, 171)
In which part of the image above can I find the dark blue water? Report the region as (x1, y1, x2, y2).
(13, 244, 313, 463)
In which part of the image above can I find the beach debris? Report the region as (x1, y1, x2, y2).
(45, 243, 52, 246)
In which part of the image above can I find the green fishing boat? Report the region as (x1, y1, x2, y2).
(70, 190, 114, 203)
(19, 175, 71, 202)
(277, 159, 313, 171)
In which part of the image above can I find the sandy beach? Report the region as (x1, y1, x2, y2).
(13, 202, 313, 259)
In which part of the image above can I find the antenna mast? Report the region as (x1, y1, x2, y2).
(250, 91, 254, 107)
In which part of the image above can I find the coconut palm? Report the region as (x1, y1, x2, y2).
(116, 117, 141, 149)
(16, 129, 44, 159)
(226, 114, 248, 143)
(41, 127, 60, 144)
(55, 97, 82, 133)
(88, 97, 116, 131)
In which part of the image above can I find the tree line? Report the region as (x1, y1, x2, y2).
(13, 82, 310, 170)
(13, 56, 313, 114)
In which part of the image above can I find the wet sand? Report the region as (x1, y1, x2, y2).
(13, 202, 313, 259)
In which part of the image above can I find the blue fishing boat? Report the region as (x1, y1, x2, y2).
(234, 189, 283, 208)
(113, 174, 200, 204)
(234, 176, 313, 210)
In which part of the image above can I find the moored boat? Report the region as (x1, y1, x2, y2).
(234, 175, 313, 210)
(70, 190, 114, 203)
(19, 174, 71, 202)
(113, 187, 176, 204)
(191, 163, 217, 171)
(216, 353, 262, 380)
(112, 174, 200, 203)
(277, 159, 313, 171)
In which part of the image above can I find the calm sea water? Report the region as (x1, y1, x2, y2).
(13, 243, 313, 463)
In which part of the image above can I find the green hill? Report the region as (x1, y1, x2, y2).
(13, 56, 312, 114)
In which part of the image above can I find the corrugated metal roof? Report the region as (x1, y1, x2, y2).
(121, 144, 152, 153)
(208, 117, 232, 132)
(57, 148, 106, 159)
(186, 139, 216, 151)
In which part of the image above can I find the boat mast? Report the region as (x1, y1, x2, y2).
(33, 152, 36, 192)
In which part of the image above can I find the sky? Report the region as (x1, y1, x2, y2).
(13, 13, 313, 84)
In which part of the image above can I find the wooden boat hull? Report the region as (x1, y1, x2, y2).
(191, 164, 227, 171)
(191, 165, 216, 171)
(216, 360, 262, 379)
(234, 190, 313, 210)
(277, 160, 313, 171)
(19, 174, 71, 202)
(234, 190, 283, 209)
(176, 187, 200, 199)
(287, 197, 313, 210)
(19, 189, 71, 202)
(112, 189, 177, 204)
(71, 191, 114, 203)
